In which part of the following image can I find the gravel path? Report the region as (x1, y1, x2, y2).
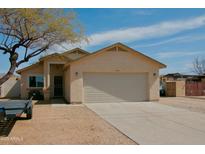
(0, 103, 136, 145)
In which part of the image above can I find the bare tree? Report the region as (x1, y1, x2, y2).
(0, 9, 85, 85)
(193, 57, 205, 75)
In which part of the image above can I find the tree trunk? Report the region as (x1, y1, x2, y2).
(0, 60, 17, 86)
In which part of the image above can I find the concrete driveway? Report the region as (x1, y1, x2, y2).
(86, 102, 205, 144)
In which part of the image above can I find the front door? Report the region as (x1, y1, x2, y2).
(54, 76, 63, 97)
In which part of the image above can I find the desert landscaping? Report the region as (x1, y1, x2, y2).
(0, 100, 136, 145)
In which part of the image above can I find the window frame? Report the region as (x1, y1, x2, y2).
(28, 75, 44, 88)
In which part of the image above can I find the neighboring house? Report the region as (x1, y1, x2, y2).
(17, 43, 166, 103)
(161, 73, 205, 96)
(161, 73, 205, 82)
(0, 75, 20, 98)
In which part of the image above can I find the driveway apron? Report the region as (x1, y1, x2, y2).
(86, 102, 205, 144)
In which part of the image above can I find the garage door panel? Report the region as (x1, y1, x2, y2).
(83, 73, 148, 103)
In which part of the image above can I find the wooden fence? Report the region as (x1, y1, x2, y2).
(185, 82, 205, 96)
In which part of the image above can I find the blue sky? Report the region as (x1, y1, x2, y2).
(1, 9, 205, 75)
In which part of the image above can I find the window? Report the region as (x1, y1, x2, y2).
(29, 76, 44, 87)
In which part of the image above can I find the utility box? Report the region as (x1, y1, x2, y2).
(166, 81, 185, 97)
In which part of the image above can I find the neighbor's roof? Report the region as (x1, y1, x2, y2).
(164, 73, 205, 78)
(65, 42, 166, 68)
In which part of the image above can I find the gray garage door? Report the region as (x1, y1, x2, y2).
(83, 73, 148, 103)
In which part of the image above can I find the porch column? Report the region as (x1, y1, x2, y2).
(43, 62, 50, 100)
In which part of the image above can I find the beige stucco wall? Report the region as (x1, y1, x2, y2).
(69, 50, 160, 103)
(0, 76, 20, 98)
(20, 63, 44, 99)
(43, 56, 67, 99)
(176, 81, 185, 96)
(20, 55, 68, 99)
(19, 48, 163, 102)
(64, 67, 70, 102)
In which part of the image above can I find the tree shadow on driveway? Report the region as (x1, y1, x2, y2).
(0, 119, 16, 137)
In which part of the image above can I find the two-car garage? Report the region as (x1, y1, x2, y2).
(83, 73, 148, 103)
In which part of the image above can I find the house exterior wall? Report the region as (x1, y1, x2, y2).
(64, 67, 70, 102)
(0, 76, 20, 98)
(42, 57, 67, 100)
(20, 63, 44, 99)
(18, 45, 164, 102)
(20, 56, 67, 99)
(176, 81, 186, 96)
(69, 50, 160, 103)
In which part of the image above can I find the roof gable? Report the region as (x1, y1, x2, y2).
(38, 48, 89, 62)
(39, 53, 71, 61)
(67, 43, 166, 68)
(16, 48, 89, 74)
(16, 61, 42, 74)
(63, 48, 89, 56)
(17, 43, 166, 74)
(61, 48, 90, 60)
(17, 53, 71, 74)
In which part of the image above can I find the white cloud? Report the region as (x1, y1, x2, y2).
(87, 15, 205, 47)
(51, 14, 205, 52)
(135, 34, 205, 48)
(134, 36, 189, 48)
(184, 63, 194, 69)
(157, 51, 204, 59)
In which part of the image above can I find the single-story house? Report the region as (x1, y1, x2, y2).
(17, 43, 166, 103)
(0, 74, 20, 98)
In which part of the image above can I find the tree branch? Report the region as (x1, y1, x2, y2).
(0, 8, 84, 85)
(16, 45, 49, 67)
(0, 53, 17, 85)
(193, 57, 205, 75)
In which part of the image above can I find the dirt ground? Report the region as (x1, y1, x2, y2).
(0, 102, 136, 145)
(157, 96, 205, 114)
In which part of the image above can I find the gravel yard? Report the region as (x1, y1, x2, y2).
(0, 102, 136, 145)
(157, 97, 205, 114)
